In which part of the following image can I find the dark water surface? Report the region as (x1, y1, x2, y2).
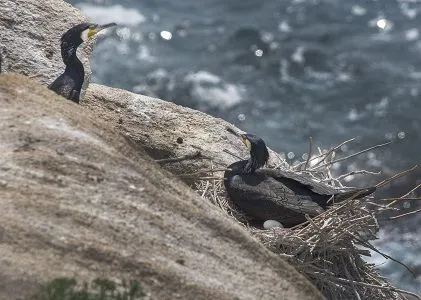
(68, 0, 420, 293)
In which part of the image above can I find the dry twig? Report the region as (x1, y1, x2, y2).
(304, 136, 313, 170)
(310, 141, 392, 171)
(390, 208, 421, 220)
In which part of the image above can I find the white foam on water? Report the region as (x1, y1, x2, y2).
(366, 97, 389, 117)
(184, 71, 244, 109)
(400, 3, 418, 20)
(77, 3, 146, 26)
(291, 46, 305, 64)
(347, 108, 363, 122)
(405, 28, 419, 41)
(278, 21, 291, 33)
(185, 71, 221, 85)
(351, 5, 367, 16)
(137, 45, 156, 62)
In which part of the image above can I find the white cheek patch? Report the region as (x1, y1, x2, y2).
(81, 28, 90, 42)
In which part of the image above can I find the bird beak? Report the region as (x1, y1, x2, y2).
(88, 23, 117, 38)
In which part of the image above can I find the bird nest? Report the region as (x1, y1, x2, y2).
(191, 138, 420, 300)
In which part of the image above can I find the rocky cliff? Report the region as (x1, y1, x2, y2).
(0, 0, 323, 299)
(0, 72, 324, 300)
(82, 83, 285, 179)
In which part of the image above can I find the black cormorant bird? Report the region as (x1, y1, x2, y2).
(224, 133, 376, 227)
(48, 22, 116, 103)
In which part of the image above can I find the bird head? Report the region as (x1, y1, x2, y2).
(61, 22, 117, 48)
(240, 133, 269, 174)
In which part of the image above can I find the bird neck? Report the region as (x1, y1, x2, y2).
(228, 158, 260, 176)
(61, 43, 84, 78)
(243, 157, 261, 174)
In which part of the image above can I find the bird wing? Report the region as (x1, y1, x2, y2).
(226, 174, 325, 221)
(258, 168, 337, 195)
(48, 73, 77, 101)
(257, 175, 325, 215)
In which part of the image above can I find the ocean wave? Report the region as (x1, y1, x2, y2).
(76, 3, 146, 26)
(184, 71, 245, 109)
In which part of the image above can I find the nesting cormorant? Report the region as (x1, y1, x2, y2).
(48, 22, 116, 103)
(224, 134, 376, 227)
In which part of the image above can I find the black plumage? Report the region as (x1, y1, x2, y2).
(48, 22, 116, 103)
(224, 134, 375, 227)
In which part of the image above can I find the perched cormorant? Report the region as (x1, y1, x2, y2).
(224, 133, 376, 227)
(48, 22, 116, 103)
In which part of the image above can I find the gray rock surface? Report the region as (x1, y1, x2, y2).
(0, 1, 323, 298)
(0, 73, 324, 300)
(84, 84, 286, 180)
(0, 0, 95, 97)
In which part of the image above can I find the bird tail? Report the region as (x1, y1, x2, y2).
(334, 187, 376, 202)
